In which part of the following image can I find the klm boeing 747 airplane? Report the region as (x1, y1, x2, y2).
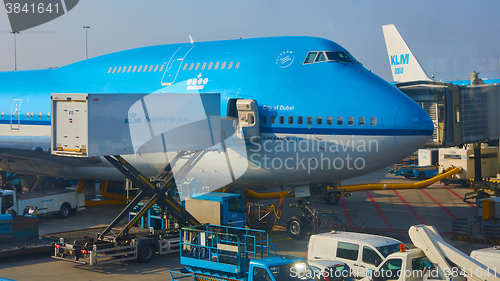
(0, 36, 433, 195)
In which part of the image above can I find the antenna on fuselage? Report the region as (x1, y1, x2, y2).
(189, 35, 194, 44)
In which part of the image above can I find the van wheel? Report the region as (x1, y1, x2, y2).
(58, 203, 71, 219)
(287, 215, 309, 239)
(325, 192, 340, 205)
(137, 243, 155, 263)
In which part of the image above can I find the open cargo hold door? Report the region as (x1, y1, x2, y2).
(235, 99, 259, 141)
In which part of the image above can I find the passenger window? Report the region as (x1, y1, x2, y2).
(327, 116, 333, 125)
(195, 63, 200, 70)
(154, 65, 159, 72)
(117, 66, 122, 73)
(122, 66, 126, 73)
(288, 116, 293, 124)
(148, 65, 153, 72)
(235, 62, 240, 69)
(304, 52, 318, 64)
(107, 67, 112, 73)
(183, 63, 188, 70)
(336, 241, 359, 261)
(127, 66, 132, 72)
(298, 116, 303, 125)
(279, 116, 284, 124)
(228, 62, 233, 69)
(363, 246, 382, 265)
(270, 116, 276, 124)
(30, 112, 33, 118)
(370, 117, 377, 126)
(208, 62, 213, 69)
(38, 112, 41, 119)
(214, 62, 219, 69)
(112, 67, 117, 73)
(132, 66, 137, 72)
(315, 52, 326, 62)
(201, 62, 206, 70)
(221, 62, 226, 69)
(159, 64, 165, 71)
(138, 65, 143, 72)
(1, 111, 3, 118)
(359, 117, 365, 126)
(187, 63, 193, 70)
(262, 116, 267, 124)
(348, 116, 354, 126)
(317, 116, 323, 125)
(26, 112, 29, 118)
(47, 112, 50, 119)
(143, 65, 148, 72)
(307, 116, 312, 125)
(337, 117, 343, 125)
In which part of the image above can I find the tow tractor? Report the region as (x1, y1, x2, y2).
(169, 224, 317, 281)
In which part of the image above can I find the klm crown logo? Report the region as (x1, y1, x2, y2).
(391, 54, 409, 66)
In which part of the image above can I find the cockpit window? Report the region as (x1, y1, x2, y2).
(304, 52, 318, 64)
(326, 51, 358, 63)
(315, 52, 326, 62)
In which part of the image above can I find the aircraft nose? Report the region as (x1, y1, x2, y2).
(394, 101, 434, 151)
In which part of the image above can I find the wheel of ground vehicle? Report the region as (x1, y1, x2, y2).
(441, 179, 450, 186)
(417, 171, 426, 180)
(476, 191, 490, 201)
(286, 215, 309, 239)
(137, 242, 155, 263)
(58, 203, 71, 219)
(325, 192, 340, 205)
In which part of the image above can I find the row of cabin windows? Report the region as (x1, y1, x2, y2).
(182, 61, 240, 71)
(262, 116, 377, 126)
(107, 64, 165, 74)
(1, 111, 50, 119)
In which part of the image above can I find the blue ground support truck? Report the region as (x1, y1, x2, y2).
(169, 224, 317, 281)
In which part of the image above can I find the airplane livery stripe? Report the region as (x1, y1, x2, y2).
(260, 127, 433, 136)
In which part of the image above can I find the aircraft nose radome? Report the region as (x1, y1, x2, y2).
(394, 101, 434, 152)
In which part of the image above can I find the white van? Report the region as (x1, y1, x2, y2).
(307, 230, 405, 278)
(470, 246, 500, 270)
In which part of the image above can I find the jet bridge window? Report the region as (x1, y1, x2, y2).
(304, 52, 318, 64)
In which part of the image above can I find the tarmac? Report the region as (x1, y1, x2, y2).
(0, 168, 493, 280)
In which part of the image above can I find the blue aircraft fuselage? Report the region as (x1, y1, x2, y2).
(0, 36, 434, 188)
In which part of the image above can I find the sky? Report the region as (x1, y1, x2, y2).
(0, 0, 499, 82)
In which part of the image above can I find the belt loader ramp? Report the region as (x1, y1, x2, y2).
(49, 93, 229, 265)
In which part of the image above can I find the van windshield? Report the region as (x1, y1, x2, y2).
(376, 244, 403, 258)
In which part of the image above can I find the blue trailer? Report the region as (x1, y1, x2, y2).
(169, 224, 316, 281)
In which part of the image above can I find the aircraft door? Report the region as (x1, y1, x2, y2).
(161, 45, 194, 86)
(10, 99, 21, 131)
(236, 99, 260, 140)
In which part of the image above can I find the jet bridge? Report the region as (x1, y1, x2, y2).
(50, 92, 235, 242)
(396, 79, 500, 147)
